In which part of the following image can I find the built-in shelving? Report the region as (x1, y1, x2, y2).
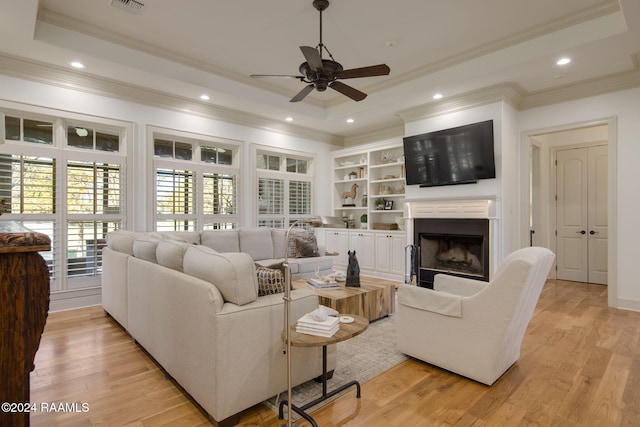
(332, 142, 406, 230)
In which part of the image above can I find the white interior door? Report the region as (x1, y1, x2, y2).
(556, 145, 608, 284)
(587, 145, 608, 284)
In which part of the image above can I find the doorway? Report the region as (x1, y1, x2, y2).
(555, 144, 608, 284)
(523, 119, 616, 305)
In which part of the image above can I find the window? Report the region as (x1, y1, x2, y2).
(1, 111, 128, 293)
(155, 168, 196, 231)
(154, 138, 192, 160)
(255, 148, 314, 228)
(152, 131, 239, 231)
(67, 126, 120, 152)
(4, 115, 53, 144)
(257, 153, 281, 171)
(287, 158, 308, 174)
(0, 154, 56, 215)
(201, 145, 232, 165)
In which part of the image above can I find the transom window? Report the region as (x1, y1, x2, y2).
(67, 125, 120, 152)
(4, 115, 53, 144)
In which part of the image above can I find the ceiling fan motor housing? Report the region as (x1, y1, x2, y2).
(300, 59, 343, 91)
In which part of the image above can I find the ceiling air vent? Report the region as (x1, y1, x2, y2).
(109, 0, 144, 14)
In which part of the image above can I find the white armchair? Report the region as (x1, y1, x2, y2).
(396, 246, 555, 385)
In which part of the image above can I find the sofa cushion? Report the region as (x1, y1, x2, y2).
(156, 240, 192, 272)
(159, 231, 201, 245)
(133, 236, 162, 263)
(271, 229, 287, 259)
(106, 230, 145, 255)
(256, 266, 285, 296)
(183, 245, 258, 305)
(239, 227, 274, 260)
(200, 230, 240, 253)
(289, 256, 334, 274)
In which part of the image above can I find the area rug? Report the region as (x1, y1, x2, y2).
(264, 312, 407, 417)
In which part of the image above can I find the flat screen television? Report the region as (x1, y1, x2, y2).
(403, 120, 496, 187)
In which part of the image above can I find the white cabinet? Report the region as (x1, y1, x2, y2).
(348, 231, 375, 271)
(324, 230, 349, 268)
(375, 233, 406, 277)
(321, 229, 406, 280)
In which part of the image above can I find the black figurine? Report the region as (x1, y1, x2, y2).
(345, 250, 361, 287)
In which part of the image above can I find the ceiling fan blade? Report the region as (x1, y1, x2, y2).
(336, 64, 391, 79)
(300, 46, 324, 71)
(330, 81, 367, 101)
(290, 84, 315, 102)
(250, 74, 303, 79)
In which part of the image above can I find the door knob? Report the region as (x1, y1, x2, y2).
(576, 230, 586, 234)
(590, 230, 599, 235)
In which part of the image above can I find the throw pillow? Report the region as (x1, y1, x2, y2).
(295, 237, 320, 257)
(286, 229, 315, 258)
(256, 266, 285, 296)
(264, 261, 287, 277)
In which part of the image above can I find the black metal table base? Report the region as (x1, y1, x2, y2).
(278, 345, 361, 426)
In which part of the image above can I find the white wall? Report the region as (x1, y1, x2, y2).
(404, 102, 504, 203)
(0, 75, 337, 230)
(403, 101, 518, 260)
(519, 87, 640, 311)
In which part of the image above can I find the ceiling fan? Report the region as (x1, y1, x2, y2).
(250, 0, 390, 102)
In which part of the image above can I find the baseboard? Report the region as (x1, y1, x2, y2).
(49, 290, 102, 312)
(616, 298, 640, 313)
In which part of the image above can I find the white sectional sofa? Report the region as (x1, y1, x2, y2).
(101, 228, 336, 427)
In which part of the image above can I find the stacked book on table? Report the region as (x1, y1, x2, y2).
(306, 278, 341, 290)
(296, 313, 340, 337)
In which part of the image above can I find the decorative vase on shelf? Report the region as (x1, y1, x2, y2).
(395, 216, 405, 231)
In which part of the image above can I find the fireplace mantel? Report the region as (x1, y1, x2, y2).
(404, 199, 498, 220)
(404, 198, 501, 282)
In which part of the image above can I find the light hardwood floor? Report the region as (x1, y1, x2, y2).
(30, 280, 640, 426)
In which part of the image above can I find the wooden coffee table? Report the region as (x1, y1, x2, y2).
(292, 276, 396, 321)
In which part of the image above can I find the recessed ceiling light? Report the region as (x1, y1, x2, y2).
(346, 118, 354, 123)
(557, 57, 571, 66)
(70, 61, 85, 69)
(285, 117, 293, 122)
(200, 94, 210, 100)
(433, 93, 443, 99)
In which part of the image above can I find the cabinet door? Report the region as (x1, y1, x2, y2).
(349, 232, 375, 271)
(375, 233, 391, 272)
(325, 230, 349, 267)
(375, 233, 406, 275)
(389, 234, 406, 275)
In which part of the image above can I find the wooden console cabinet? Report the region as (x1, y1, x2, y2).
(0, 222, 51, 427)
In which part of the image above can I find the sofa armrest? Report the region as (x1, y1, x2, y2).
(398, 284, 462, 317)
(433, 273, 488, 297)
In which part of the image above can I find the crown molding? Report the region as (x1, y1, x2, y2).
(0, 53, 342, 146)
(520, 67, 640, 110)
(397, 83, 525, 123)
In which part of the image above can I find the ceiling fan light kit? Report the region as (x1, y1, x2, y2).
(250, 0, 390, 102)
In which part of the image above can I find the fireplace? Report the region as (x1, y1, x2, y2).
(404, 199, 498, 288)
(413, 218, 490, 287)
